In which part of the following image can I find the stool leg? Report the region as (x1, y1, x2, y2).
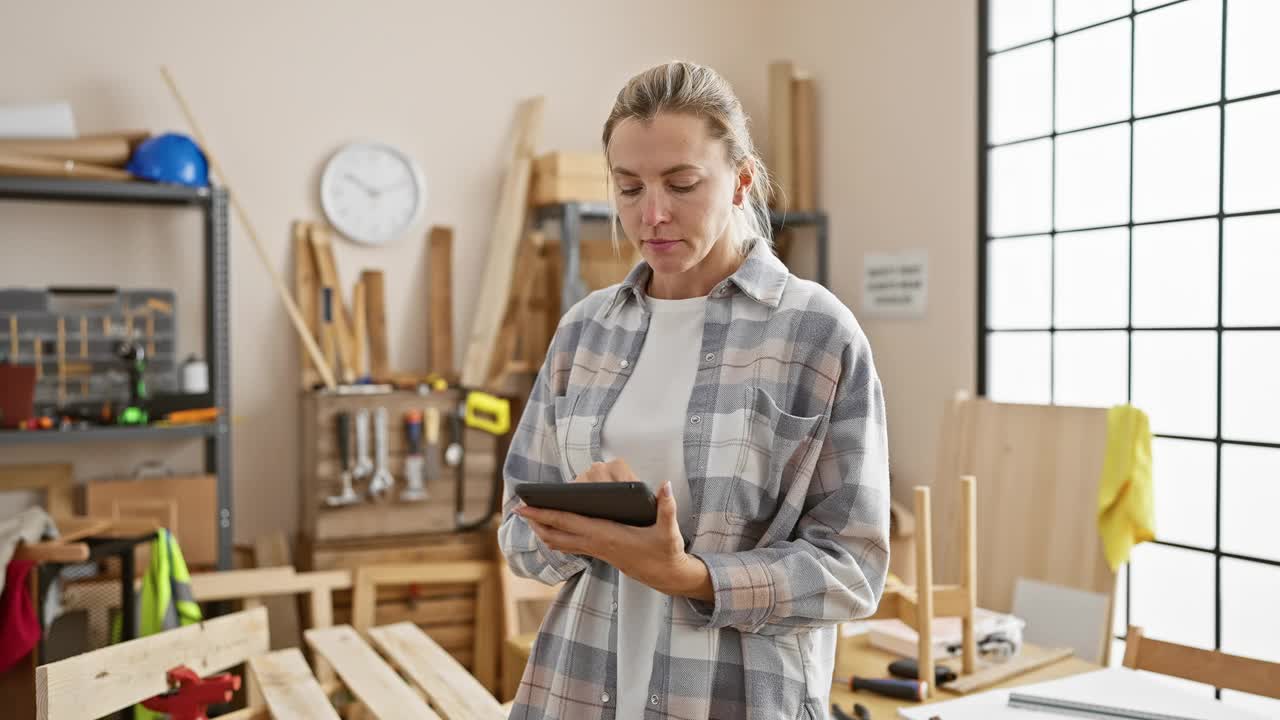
(914, 486, 933, 698)
(960, 475, 978, 675)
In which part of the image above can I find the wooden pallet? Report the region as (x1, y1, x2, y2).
(35, 606, 507, 720)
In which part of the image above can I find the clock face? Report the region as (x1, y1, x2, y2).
(320, 142, 425, 246)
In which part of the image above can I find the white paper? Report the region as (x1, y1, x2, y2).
(0, 101, 77, 138)
(896, 667, 1267, 720)
(863, 251, 928, 318)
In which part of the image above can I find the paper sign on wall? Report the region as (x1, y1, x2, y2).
(863, 251, 928, 318)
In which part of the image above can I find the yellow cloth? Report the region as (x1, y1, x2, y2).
(1098, 405, 1156, 571)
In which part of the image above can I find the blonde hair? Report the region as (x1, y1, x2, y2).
(602, 61, 774, 254)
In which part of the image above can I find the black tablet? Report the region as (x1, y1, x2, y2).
(514, 481, 658, 527)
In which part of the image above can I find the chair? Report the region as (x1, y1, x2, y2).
(1122, 625, 1280, 700)
(495, 541, 562, 701)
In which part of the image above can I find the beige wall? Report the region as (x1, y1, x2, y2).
(771, 1, 979, 505)
(1, 0, 976, 540)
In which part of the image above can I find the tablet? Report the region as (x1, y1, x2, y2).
(514, 481, 658, 527)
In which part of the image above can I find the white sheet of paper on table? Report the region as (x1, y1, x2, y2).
(896, 667, 1268, 720)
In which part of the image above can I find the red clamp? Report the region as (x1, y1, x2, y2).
(141, 665, 241, 720)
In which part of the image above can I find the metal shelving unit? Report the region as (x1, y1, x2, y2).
(0, 175, 233, 570)
(534, 201, 830, 315)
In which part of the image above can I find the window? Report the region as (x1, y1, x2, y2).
(980, 1, 1280, 708)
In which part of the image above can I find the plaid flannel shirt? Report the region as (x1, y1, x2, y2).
(500, 239, 890, 720)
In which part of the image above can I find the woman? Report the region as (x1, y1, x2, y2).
(500, 61, 889, 719)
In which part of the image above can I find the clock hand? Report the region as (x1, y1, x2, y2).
(343, 172, 377, 197)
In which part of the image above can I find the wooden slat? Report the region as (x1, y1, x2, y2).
(362, 270, 388, 381)
(791, 74, 816, 212)
(914, 486, 934, 698)
(352, 562, 491, 633)
(351, 276, 368, 380)
(36, 607, 269, 720)
(428, 226, 454, 377)
(189, 566, 297, 601)
(460, 97, 545, 387)
(249, 648, 340, 720)
(0, 463, 73, 519)
(370, 622, 505, 720)
(305, 626, 440, 720)
(943, 645, 1075, 695)
(294, 220, 320, 389)
(309, 224, 357, 384)
(767, 61, 795, 209)
(1123, 626, 1280, 700)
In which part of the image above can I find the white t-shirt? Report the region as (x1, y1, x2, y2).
(600, 294, 704, 719)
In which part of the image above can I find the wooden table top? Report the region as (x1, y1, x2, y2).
(829, 633, 1100, 719)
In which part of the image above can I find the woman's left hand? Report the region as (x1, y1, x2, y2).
(514, 459, 713, 600)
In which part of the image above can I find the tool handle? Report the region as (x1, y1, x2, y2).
(405, 411, 423, 454)
(850, 676, 926, 702)
(336, 412, 352, 470)
(375, 407, 389, 467)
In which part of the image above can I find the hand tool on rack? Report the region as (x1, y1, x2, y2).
(367, 406, 394, 500)
(326, 411, 360, 506)
(353, 408, 374, 483)
(114, 338, 148, 425)
(446, 389, 512, 531)
(400, 409, 429, 502)
(424, 406, 442, 483)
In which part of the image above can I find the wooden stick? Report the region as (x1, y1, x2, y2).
(352, 276, 368, 380)
(0, 151, 132, 181)
(0, 137, 133, 166)
(79, 316, 88, 395)
(56, 317, 66, 406)
(792, 74, 817, 212)
(33, 337, 42, 380)
(9, 314, 17, 361)
(362, 270, 387, 381)
(915, 485, 934, 698)
(960, 475, 978, 675)
(159, 65, 336, 390)
(460, 98, 544, 387)
(943, 646, 1074, 695)
(428, 226, 454, 377)
(293, 221, 321, 390)
(768, 61, 795, 209)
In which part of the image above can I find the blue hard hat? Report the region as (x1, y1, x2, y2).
(127, 132, 209, 187)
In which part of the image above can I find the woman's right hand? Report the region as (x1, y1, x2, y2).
(573, 459, 637, 484)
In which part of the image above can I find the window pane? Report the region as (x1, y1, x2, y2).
(1132, 331, 1217, 437)
(1132, 219, 1219, 328)
(990, 0, 1053, 51)
(987, 332, 1051, 404)
(1133, 108, 1221, 222)
(1152, 438, 1217, 549)
(1134, 0, 1222, 117)
(989, 140, 1053, 237)
(1222, 332, 1280, 444)
(1221, 444, 1280, 562)
(1224, 215, 1280, 327)
(1129, 543, 1215, 649)
(1056, 125, 1131, 230)
(1055, 228, 1129, 328)
(1221, 559, 1280, 662)
(1053, 331, 1128, 407)
(1136, 0, 1179, 8)
(1224, 95, 1280, 214)
(1057, 1, 1130, 34)
(990, 42, 1053, 144)
(988, 236, 1052, 329)
(1225, 0, 1280, 99)
(1056, 20, 1132, 132)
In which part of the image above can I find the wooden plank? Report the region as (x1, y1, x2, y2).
(460, 97, 545, 387)
(943, 645, 1075, 695)
(305, 626, 440, 720)
(35, 607, 269, 720)
(352, 561, 492, 633)
(255, 533, 303, 652)
(1123, 626, 1280, 700)
(0, 463, 73, 519)
(933, 395, 1115, 663)
(792, 74, 817, 212)
(369, 622, 505, 720)
(249, 648, 340, 720)
(914, 486, 934, 697)
(473, 569, 499, 693)
(767, 61, 795, 209)
(189, 566, 296, 601)
(351, 275, 368, 381)
(428, 226, 454, 377)
(362, 270, 388, 381)
(309, 224, 357, 384)
(291, 214, 320, 387)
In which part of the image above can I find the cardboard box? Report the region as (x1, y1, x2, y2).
(84, 473, 218, 568)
